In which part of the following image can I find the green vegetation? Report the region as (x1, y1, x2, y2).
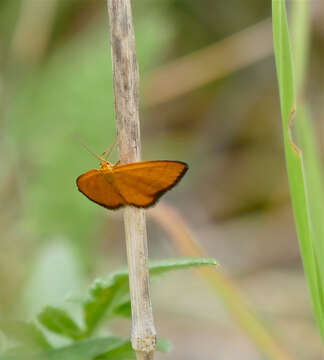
(0, 258, 216, 359)
(272, 0, 324, 341)
(0, 0, 323, 358)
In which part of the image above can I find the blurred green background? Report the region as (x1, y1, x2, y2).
(0, 0, 323, 359)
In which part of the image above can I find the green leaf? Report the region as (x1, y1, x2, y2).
(95, 339, 172, 360)
(94, 341, 134, 360)
(149, 257, 217, 276)
(37, 307, 84, 340)
(84, 258, 217, 334)
(272, 0, 324, 340)
(83, 279, 128, 336)
(0, 321, 51, 350)
(113, 301, 131, 318)
(0, 337, 171, 360)
(0, 337, 125, 360)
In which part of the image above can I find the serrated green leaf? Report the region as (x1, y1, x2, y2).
(0, 337, 125, 360)
(37, 306, 84, 340)
(0, 321, 51, 350)
(84, 258, 217, 334)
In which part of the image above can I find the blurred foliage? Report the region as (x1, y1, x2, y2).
(0, 258, 214, 359)
(0, 0, 323, 358)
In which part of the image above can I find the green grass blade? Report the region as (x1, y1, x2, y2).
(291, 0, 310, 94)
(295, 106, 324, 268)
(272, 0, 324, 339)
(294, 104, 324, 323)
(291, 0, 324, 281)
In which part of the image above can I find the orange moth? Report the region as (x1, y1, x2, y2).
(76, 142, 188, 210)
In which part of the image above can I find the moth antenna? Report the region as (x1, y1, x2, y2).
(102, 137, 117, 160)
(75, 135, 106, 162)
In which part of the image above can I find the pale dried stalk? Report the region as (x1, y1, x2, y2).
(106, 1, 156, 359)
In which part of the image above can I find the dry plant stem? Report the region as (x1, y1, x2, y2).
(106, 1, 156, 359)
(150, 203, 296, 360)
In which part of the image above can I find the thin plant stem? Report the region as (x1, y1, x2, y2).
(106, 1, 156, 359)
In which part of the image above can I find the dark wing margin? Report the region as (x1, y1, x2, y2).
(137, 161, 188, 208)
(113, 160, 189, 208)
